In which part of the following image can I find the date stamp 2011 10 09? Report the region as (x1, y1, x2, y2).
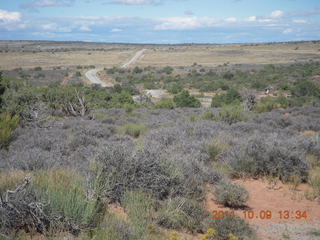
(211, 210, 308, 220)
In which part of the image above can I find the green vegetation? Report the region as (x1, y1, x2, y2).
(153, 99, 176, 109)
(213, 105, 248, 125)
(211, 89, 242, 108)
(34, 66, 42, 71)
(161, 66, 174, 75)
(34, 169, 102, 227)
(254, 95, 289, 113)
(309, 167, 320, 198)
(213, 180, 249, 208)
(0, 113, 19, 149)
(291, 80, 320, 97)
(1, 60, 320, 239)
(122, 190, 155, 238)
(92, 213, 139, 240)
(156, 197, 208, 232)
(119, 122, 148, 138)
(206, 214, 256, 240)
(173, 90, 201, 108)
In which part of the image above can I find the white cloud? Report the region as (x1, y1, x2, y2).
(80, 25, 92, 31)
(258, 18, 272, 23)
(154, 17, 202, 30)
(283, 28, 293, 34)
(110, 0, 155, 5)
(270, 10, 283, 18)
(0, 9, 21, 22)
(246, 16, 257, 22)
(41, 23, 57, 30)
(293, 19, 307, 24)
(224, 17, 237, 23)
(20, 0, 74, 11)
(111, 28, 123, 32)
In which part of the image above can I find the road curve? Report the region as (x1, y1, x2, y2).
(85, 68, 109, 87)
(85, 49, 147, 87)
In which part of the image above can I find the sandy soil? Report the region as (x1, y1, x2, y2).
(205, 179, 320, 240)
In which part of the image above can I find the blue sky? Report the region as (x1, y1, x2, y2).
(1, 0, 320, 43)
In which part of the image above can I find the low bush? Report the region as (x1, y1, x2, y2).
(0, 170, 102, 237)
(119, 123, 147, 138)
(94, 143, 183, 201)
(92, 213, 139, 240)
(211, 89, 242, 108)
(254, 96, 289, 113)
(153, 99, 176, 109)
(122, 190, 155, 238)
(202, 110, 216, 121)
(226, 134, 310, 182)
(213, 180, 249, 208)
(205, 214, 256, 240)
(214, 105, 248, 125)
(205, 139, 230, 162)
(291, 80, 320, 98)
(33, 169, 102, 228)
(309, 167, 320, 198)
(161, 66, 174, 75)
(0, 113, 19, 149)
(173, 90, 201, 108)
(156, 197, 208, 232)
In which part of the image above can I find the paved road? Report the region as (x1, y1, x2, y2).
(85, 49, 146, 87)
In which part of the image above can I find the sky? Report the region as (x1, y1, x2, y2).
(1, 0, 320, 43)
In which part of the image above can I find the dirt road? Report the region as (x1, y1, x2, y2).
(85, 49, 146, 87)
(85, 68, 109, 87)
(121, 49, 146, 68)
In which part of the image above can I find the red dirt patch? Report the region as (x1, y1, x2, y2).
(205, 179, 320, 239)
(205, 179, 319, 226)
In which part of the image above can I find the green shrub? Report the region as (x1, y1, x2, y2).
(93, 213, 139, 240)
(161, 66, 174, 75)
(206, 140, 229, 162)
(122, 190, 155, 238)
(143, 81, 156, 89)
(133, 67, 143, 74)
(291, 80, 320, 97)
(166, 83, 183, 94)
(211, 89, 242, 108)
(202, 110, 216, 121)
(206, 214, 255, 240)
(124, 104, 135, 114)
(215, 105, 248, 125)
(119, 123, 147, 138)
(213, 180, 249, 208)
(0, 113, 19, 149)
(153, 99, 176, 109)
(309, 167, 320, 198)
(33, 169, 102, 227)
(156, 197, 208, 232)
(34, 66, 42, 71)
(173, 90, 201, 108)
(254, 96, 289, 113)
(108, 91, 134, 108)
